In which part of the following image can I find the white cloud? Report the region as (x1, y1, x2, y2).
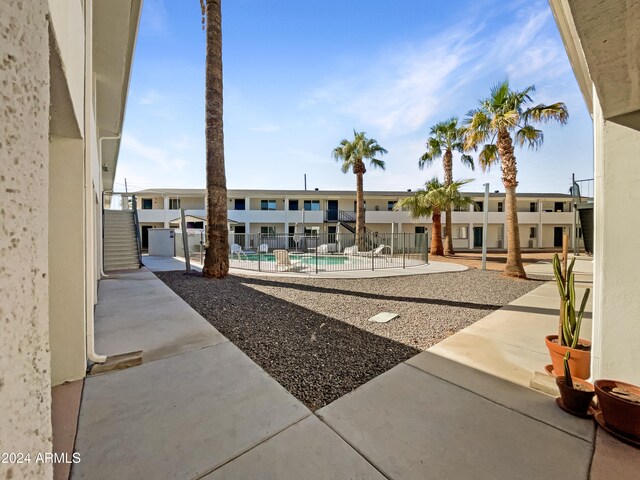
(300, 1, 572, 138)
(121, 133, 187, 172)
(138, 89, 164, 105)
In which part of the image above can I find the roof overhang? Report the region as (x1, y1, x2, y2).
(94, 0, 144, 191)
(549, 0, 640, 130)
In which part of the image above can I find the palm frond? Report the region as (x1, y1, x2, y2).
(525, 102, 569, 125)
(460, 153, 475, 171)
(478, 144, 498, 172)
(515, 125, 544, 150)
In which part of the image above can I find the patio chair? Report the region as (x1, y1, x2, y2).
(230, 243, 248, 260)
(273, 249, 303, 271)
(357, 244, 390, 260)
(258, 243, 269, 254)
(343, 245, 358, 256)
(317, 244, 329, 254)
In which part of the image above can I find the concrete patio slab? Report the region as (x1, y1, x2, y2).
(95, 269, 225, 363)
(427, 279, 592, 388)
(590, 428, 640, 479)
(317, 362, 594, 480)
(203, 416, 386, 480)
(428, 329, 553, 388)
(72, 342, 310, 480)
(407, 352, 595, 442)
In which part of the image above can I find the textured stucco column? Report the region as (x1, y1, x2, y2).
(0, 1, 53, 478)
(49, 137, 87, 386)
(591, 89, 640, 385)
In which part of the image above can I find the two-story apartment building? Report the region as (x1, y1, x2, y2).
(126, 188, 583, 251)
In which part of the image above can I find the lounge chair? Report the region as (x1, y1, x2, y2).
(357, 244, 390, 260)
(343, 245, 358, 256)
(230, 243, 248, 260)
(273, 249, 303, 271)
(258, 243, 269, 254)
(316, 244, 329, 254)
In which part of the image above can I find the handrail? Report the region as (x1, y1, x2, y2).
(131, 194, 143, 267)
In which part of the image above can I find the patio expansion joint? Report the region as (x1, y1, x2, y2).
(190, 413, 314, 480)
(312, 412, 393, 480)
(402, 361, 594, 446)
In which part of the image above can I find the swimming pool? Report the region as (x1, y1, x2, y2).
(239, 253, 349, 266)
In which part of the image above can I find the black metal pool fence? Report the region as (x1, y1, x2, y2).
(226, 232, 429, 273)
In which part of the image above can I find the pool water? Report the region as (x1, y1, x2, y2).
(239, 254, 349, 265)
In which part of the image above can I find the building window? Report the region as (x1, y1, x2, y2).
(387, 201, 396, 211)
(234, 199, 245, 210)
(260, 226, 276, 236)
(474, 201, 483, 212)
(459, 226, 468, 239)
(530, 227, 537, 238)
(304, 200, 320, 211)
(415, 226, 426, 234)
(261, 199, 277, 211)
(142, 198, 153, 210)
(453, 204, 467, 212)
(353, 201, 366, 211)
(497, 202, 503, 212)
(289, 199, 299, 211)
(169, 198, 180, 210)
(186, 221, 203, 229)
(530, 202, 538, 212)
(304, 226, 320, 235)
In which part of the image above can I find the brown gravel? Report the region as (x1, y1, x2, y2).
(156, 270, 542, 410)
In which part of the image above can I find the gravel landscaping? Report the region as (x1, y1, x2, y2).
(156, 270, 542, 410)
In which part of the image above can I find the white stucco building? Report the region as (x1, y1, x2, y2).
(126, 188, 585, 251)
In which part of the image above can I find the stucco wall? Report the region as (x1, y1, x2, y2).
(0, 1, 53, 478)
(592, 101, 640, 385)
(49, 137, 87, 386)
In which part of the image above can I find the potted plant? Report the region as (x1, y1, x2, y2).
(545, 254, 591, 379)
(594, 379, 640, 442)
(555, 352, 594, 417)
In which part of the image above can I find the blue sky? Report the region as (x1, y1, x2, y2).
(115, 0, 594, 194)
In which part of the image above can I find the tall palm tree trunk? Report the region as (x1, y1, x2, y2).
(431, 210, 444, 256)
(498, 128, 526, 278)
(202, 0, 229, 278)
(442, 149, 454, 256)
(355, 169, 365, 249)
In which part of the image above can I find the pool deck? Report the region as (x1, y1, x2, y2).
(142, 254, 468, 278)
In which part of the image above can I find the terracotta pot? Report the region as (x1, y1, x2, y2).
(545, 335, 591, 380)
(595, 379, 640, 439)
(556, 377, 594, 415)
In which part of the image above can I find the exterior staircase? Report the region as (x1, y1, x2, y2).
(104, 210, 141, 271)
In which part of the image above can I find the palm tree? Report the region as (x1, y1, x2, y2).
(465, 80, 568, 278)
(396, 179, 473, 256)
(419, 117, 474, 256)
(332, 131, 387, 248)
(201, 0, 229, 278)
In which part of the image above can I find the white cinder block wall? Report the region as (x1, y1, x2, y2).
(0, 1, 53, 478)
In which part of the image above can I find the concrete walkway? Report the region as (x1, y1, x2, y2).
(70, 263, 637, 479)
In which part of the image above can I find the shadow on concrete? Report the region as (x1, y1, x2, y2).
(501, 304, 592, 319)
(236, 275, 508, 311)
(155, 272, 421, 411)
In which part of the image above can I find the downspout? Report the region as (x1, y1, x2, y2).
(85, 0, 107, 364)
